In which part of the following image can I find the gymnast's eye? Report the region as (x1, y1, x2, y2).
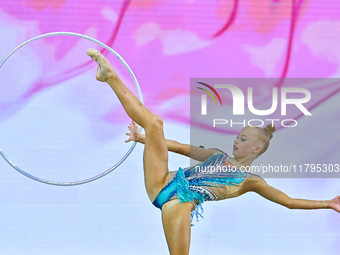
(241, 138, 246, 142)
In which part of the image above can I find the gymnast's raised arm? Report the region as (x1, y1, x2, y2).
(125, 121, 218, 161)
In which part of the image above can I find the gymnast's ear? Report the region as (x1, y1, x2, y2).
(253, 145, 262, 155)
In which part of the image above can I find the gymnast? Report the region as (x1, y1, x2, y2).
(86, 49, 340, 255)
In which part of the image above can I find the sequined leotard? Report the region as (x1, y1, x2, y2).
(152, 148, 262, 222)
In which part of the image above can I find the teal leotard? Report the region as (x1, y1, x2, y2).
(152, 149, 258, 222)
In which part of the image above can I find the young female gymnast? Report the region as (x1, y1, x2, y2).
(86, 49, 340, 255)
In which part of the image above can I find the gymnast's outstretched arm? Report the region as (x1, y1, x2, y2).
(125, 121, 219, 161)
(244, 177, 340, 212)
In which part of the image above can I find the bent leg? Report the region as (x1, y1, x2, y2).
(162, 199, 193, 255)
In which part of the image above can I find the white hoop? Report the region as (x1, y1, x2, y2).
(0, 32, 144, 186)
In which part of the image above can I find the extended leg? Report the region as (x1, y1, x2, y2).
(87, 49, 156, 129)
(162, 199, 193, 255)
(87, 49, 168, 201)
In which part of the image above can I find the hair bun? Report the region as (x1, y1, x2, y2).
(263, 124, 276, 140)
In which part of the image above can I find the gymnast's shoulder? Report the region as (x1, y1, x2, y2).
(188, 145, 225, 162)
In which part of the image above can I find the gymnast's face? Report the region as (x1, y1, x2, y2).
(233, 127, 261, 158)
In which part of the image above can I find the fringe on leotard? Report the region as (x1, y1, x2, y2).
(176, 168, 205, 224)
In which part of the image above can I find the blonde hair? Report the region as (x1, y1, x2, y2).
(255, 124, 276, 157)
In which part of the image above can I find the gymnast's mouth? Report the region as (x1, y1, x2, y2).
(233, 145, 238, 150)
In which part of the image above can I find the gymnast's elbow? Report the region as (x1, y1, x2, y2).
(281, 198, 296, 209)
(179, 144, 190, 157)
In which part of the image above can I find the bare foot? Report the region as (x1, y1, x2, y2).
(87, 49, 118, 82)
(329, 196, 340, 213)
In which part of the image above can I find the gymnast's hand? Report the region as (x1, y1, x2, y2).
(329, 196, 340, 213)
(87, 49, 118, 82)
(125, 121, 145, 144)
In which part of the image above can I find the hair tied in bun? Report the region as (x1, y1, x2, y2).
(263, 124, 276, 140)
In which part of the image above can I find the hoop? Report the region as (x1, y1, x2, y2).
(0, 32, 144, 186)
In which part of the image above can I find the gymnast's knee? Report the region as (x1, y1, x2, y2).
(146, 114, 163, 131)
